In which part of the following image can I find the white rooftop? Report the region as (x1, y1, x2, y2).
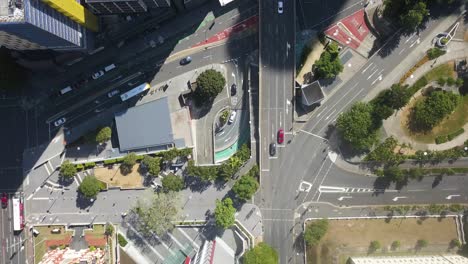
(350, 255, 468, 264)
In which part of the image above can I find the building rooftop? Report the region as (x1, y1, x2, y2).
(301, 80, 325, 106)
(350, 255, 468, 264)
(115, 97, 178, 152)
(0, 0, 23, 21)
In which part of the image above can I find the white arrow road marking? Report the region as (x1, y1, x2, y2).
(392, 196, 407, 202)
(328, 151, 338, 163)
(446, 194, 460, 200)
(338, 196, 352, 201)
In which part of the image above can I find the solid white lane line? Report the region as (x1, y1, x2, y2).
(367, 68, 378, 80)
(177, 228, 200, 249)
(167, 232, 184, 249)
(398, 48, 406, 55)
(361, 62, 373, 74)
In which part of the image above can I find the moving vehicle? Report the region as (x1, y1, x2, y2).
(278, 1, 283, 13)
(269, 143, 276, 156)
(54, 117, 66, 127)
(231, 84, 237, 96)
(12, 197, 24, 231)
(228, 111, 237, 124)
(60, 86, 72, 95)
(107, 89, 120, 98)
(1, 193, 7, 208)
(104, 64, 116, 72)
(180, 56, 192, 65)
(120, 83, 150, 101)
(92, 70, 105, 80)
(277, 129, 284, 144)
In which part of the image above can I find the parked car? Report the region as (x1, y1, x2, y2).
(231, 84, 237, 96)
(278, 1, 283, 13)
(92, 70, 105, 80)
(107, 89, 120, 98)
(1, 193, 7, 208)
(180, 56, 192, 65)
(54, 117, 66, 127)
(269, 143, 276, 156)
(228, 111, 237, 124)
(277, 129, 284, 144)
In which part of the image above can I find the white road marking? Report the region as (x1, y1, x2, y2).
(299, 130, 327, 141)
(409, 38, 420, 48)
(371, 74, 383, 85)
(324, 109, 336, 120)
(26, 194, 33, 201)
(32, 197, 50, 200)
(166, 232, 184, 249)
(337, 196, 352, 201)
(367, 68, 378, 80)
(392, 196, 407, 202)
(177, 228, 200, 249)
(405, 32, 418, 43)
(398, 48, 406, 55)
(361, 62, 373, 74)
(299, 181, 313, 192)
(43, 164, 50, 175)
(446, 194, 460, 200)
(327, 151, 338, 163)
(269, 156, 278, 160)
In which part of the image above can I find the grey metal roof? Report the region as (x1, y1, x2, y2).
(301, 80, 325, 106)
(115, 97, 175, 152)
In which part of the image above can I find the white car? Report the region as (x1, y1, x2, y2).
(228, 111, 237, 124)
(278, 1, 283, 14)
(91, 70, 104, 80)
(107, 89, 120, 98)
(54, 117, 66, 127)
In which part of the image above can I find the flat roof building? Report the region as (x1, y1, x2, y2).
(85, 0, 170, 14)
(300, 80, 325, 106)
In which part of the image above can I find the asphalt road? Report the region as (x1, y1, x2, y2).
(0, 193, 27, 264)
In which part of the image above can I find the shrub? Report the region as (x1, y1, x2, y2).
(449, 204, 463, 212)
(304, 219, 329, 246)
(75, 164, 84, 171)
(437, 77, 446, 86)
(446, 77, 456, 86)
(391, 240, 401, 250)
(84, 162, 96, 168)
(95, 126, 112, 143)
(417, 239, 428, 248)
(121, 153, 137, 174)
(369, 240, 381, 252)
(60, 160, 77, 178)
(435, 135, 448, 144)
(104, 159, 116, 165)
(456, 78, 464, 87)
(450, 239, 461, 248)
(161, 173, 184, 192)
(447, 128, 464, 141)
(118, 233, 128, 247)
(105, 224, 114, 236)
(427, 48, 446, 60)
(89, 245, 96, 251)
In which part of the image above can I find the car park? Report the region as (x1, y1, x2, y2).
(269, 143, 276, 156)
(180, 56, 192, 65)
(277, 129, 284, 144)
(228, 111, 237, 124)
(231, 84, 237, 96)
(1, 193, 7, 208)
(92, 70, 105, 80)
(107, 89, 120, 98)
(54, 117, 66, 127)
(278, 1, 283, 13)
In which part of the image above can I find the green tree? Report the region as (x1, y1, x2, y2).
(417, 239, 428, 248)
(446, 77, 456, 86)
(95, 127, 112, 143)
(336, 102, 378, 151)
(365, 137, 403, 165)
(185, 161, 218, 181)
(232, 174, 259, 201)
(105, 224, 114, 236)
(214, 198, 236, 229)
(141, 156, 161, 176)
(411, 91, 460, 131)
(60, 160, 77, 179)
(304, 219, 329, 246)
(195, 69, 226, 101)
(387, 84, 411, 110)
(161, 173, 184, 192)
(391, 240, 401, 250)
(369, 240, 381, 252)
(78, 175, 102, 199)
(384, 166, 405, 183)
(400, 2, 429, 29)
(408, 167, 424, 180)
(438, 77, 447, 86)
(219, 163, 236, 181)
(427, 48, 446, 60)
(314, 42, 343, 79)
(456, 78, 464, 87)
(121, 152, 137, 174)
(242, 242, 279, 264)
(220, 110, 230, 125)
(133, 191, 180, 236)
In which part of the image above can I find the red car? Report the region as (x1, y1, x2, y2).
(1, 193, 7, 208)
(277, 129, 284, 144)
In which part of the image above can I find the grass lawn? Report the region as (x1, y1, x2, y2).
(306, 218, 459, 264)
(424, 62, 456, 82)
(94, 164, 144, 189)
(84, 224, 105, 238)
(34, 226, 73, 264)
(401, 95, 468, 143)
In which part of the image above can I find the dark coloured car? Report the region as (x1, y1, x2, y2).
(269, 143, 276, 156)
(231, 84, 237, 96)
(1, 193, 7, 208)
(180, 56, 192, 65)
(277, 129, 284, 144)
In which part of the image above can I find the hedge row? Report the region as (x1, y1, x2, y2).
(435, 128, 465, 144)
(117, 233, 128, 247)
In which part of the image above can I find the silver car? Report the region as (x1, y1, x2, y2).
(54, 117, 66, 127)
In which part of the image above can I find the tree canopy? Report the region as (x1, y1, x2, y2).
(195, 69, 226, 101)
(78, 175, 102, 199)
(141, 155, 161, 176)
(314, 42, 343, 79)
(336, 102, 378, 151)
(232, 173, 259, 201)
(411, 91, 460, 131)
(95, 126, 112, 143)
(133, 191, 180, 236)
(400, 2, 429, 29)
(214, 198, 236, 229)
(304, 219, 329, 246)
(60, 160, 77, 179)
(384, 0, 430, 30)
(242, 242, 279, 264)
(161, 173, 184, 192)
(121, 152, 137, 174)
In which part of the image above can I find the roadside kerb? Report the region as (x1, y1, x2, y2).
(258, 0, 263, 185)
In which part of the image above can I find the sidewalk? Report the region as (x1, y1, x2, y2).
(382, 41, 468, 151)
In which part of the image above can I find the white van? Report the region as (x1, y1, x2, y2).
(60, 86, 72, 95)
(104, 64, 116, 72)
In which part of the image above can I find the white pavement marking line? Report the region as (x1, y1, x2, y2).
(26, 193, 33, 201)
(392, 196, 407, 202)
(367, 68, 378, 80)
(405, 32, 418, 43)
(312, 161, 334, 201)
(32, 197, 50, 200)
(298, 181, 313, 192)
(446, 194, 461, 200)
(371, 74, 383, 85)
(203, 55, 213, 59)
(177, 228, 200, 249)
(337, 196, 352, 201)
(361, 62, 373, 74)
(74, 176, 79, 186)
(127, 224, 165, 261)
(316, 106, 328, 117)
(47, 160, 54, 171)
(76, 173, 82, 183)
(43, 164, 50, 175)
(318, 186, 347, 193)
(324, 109, 336, 120)
(410, 38, 420, 48)
(261, 169, 270, 172)
(327, 151, 338, 163)
(167, 232, 184, 249)
(299, 129, 327, 141)
(269, 156, 278, 160)
(398, 48, 406, 55)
